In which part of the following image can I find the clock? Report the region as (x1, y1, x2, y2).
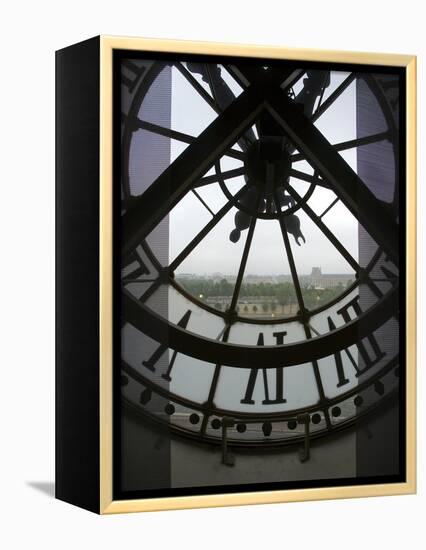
(55, 37, 416, 514)
(119, 56, 400, 450)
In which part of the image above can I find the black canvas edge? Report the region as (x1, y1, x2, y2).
(55, 35, 101, 514)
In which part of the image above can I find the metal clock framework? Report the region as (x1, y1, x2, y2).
(118, 54, 402, 461)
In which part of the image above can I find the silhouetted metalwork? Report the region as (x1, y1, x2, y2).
(120, 57, 400, 454)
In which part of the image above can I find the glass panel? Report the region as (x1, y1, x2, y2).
(117, 53, 403, 497)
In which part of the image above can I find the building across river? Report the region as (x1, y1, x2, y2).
(303, 267, 354, 289)
(179, 267, 354, 290)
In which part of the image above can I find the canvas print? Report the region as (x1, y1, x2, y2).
(115, 52, 404, 499)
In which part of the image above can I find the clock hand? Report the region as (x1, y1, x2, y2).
(229, 186, 263, 243)
(228, 135, 306, 245)
(285, 213, 306, 246)
(274, 185, 305, 246)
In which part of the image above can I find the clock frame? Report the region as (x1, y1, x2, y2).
(55, 35, 416, 514)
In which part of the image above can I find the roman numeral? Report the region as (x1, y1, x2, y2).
(241, 331, 287, 405)
(380, 265, 398, 282)
(122, 250, 150, 281)
(142, 310, 192, 379)
(327, 316, 350, 387)
(377, 77, 399, 113)
(121, 60, 146, 93)
(327, 295, 386, 387)
(370, 263, 398, 285)
(378, 78, 399, 93)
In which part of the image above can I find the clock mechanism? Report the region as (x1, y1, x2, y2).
(118, 55, 401, 463)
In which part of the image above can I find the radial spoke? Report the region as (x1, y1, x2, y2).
(174, 62, 219, 113)
(319, 197, 339, 218)
(291, 131, 390, 162)
(273, 195, 306, 314)
(169, 185, 249, 272)
(308, 323, 321, 337)
(135, 118, 193, 143)
(289, 168, 331, 190)
(135, 119, 245, 161)
(273, 193, 330, 427)
(229, 198, 260, 313)
(311, 73, 356, 122)
(194, 166, 246, 188)
(334, 131, 390, 151)
(200, 324, 231, 437)
(191, 189, 215, 216)
(285, 185, 360, 273)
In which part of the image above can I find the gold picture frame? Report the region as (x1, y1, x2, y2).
(56, 35, 416, 514)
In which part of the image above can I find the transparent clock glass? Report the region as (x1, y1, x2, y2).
(115, 51, 405, 499)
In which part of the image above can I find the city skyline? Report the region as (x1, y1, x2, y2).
(176, 266, 355, 277)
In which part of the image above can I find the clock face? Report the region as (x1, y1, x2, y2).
(116, 53, 403, 472)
